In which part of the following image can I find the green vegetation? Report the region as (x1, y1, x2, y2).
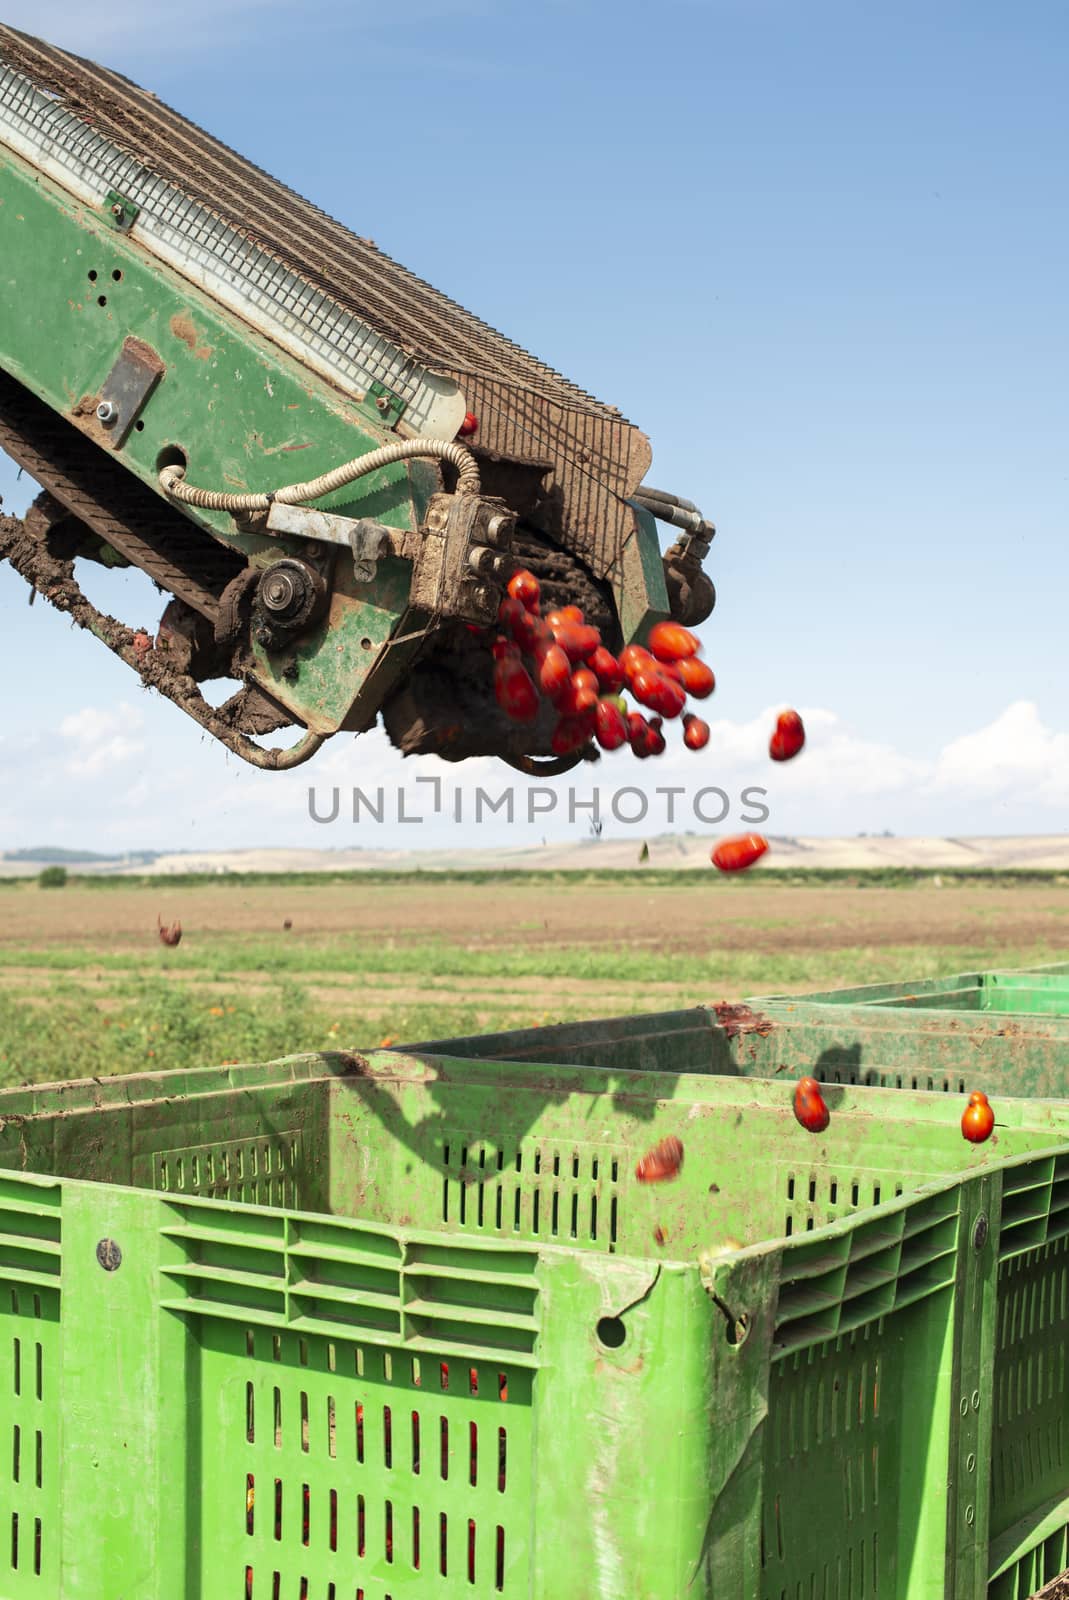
(1, 866, 1069, 890)
(3, 934, 1066, 986)
(1, 869, 1063, 1084)
(1, 934, 1063, 1086)
(36, 865, 67, 889)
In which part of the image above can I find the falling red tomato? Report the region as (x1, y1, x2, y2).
(961, 1091, 995, 1144)
(589, 646, 625, 694)
(493, 658, 539, 723)
(677, 657, 715, 698)
(630, 670, 686, 719)
(711, 834, 769, 873)
(551, 621, 601, 663)
(545, 605, 584, 630)
(498, 595, 543, 653)
(635, 1135, 684, 1183)
(648, 621, 700, 662)
(626, 712, 654, 758)
(534, 641, 572, 698)
(553, 669, 598, 717)
(793, 1075, 830, 1133)
(769, 709, 806, 762)
(507, 568, 541, 612)
(619, 643, 656, 682)
(683, 714, 710, 750)
(594, 698, 628, 750)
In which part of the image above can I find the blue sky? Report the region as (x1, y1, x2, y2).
(1, 0, 1067, 851)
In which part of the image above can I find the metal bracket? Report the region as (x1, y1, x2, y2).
(264, 501, 396, 583)
(103, 188, 140, 233)
(92, 337, 165, 449)
(258, 492, 515, 619)
(357, 380, 406, 431)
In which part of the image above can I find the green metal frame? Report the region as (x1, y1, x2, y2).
(0, 143, 436, 733)
(0, 142, 674, 741)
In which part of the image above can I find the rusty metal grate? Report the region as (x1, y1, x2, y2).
(0, 25, 652, 573)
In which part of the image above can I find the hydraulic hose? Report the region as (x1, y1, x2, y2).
(159, 437, 481, 513)
(633, 492, 714, 539)
(633, 485, 701, 514)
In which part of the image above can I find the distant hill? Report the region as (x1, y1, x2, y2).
(0, 847, 159, 867)
(3, 836, 1068, 877)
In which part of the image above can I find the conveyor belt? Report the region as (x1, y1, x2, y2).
(0, 26, 651, 576)
(0, 369, 242, 618)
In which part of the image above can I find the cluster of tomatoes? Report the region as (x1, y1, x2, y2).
(491, 567, 716, 759)
(490, 568, 809, 874)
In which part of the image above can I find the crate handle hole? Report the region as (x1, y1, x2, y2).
(96, 1239, 122, 1272)
(595, 1316, 626, 1350)
(726, 1311, 750, 1347)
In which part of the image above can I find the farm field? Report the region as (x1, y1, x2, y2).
(0, 871, 1066, 1084)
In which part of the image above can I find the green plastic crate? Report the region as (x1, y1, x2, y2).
(782, 964, 1069, 1016)
(430, 966, 1069, 1100)
(3, 1049, 1069, 1597)
(735, 965, 1069, 1098)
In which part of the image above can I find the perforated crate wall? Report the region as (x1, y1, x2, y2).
(147, 1131, 305, 1209)
(5, 1056, 1069, 1595)
(0, 1179, 60, 1593)
(212, 1324, 530, 1598)
(439, 1136, 625, 1253)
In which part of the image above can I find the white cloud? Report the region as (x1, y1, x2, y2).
(932, 701, 1069, 806)
(256, 700, 1069, 847)
(2, 695, 1068, 854)
(759, 707, 928, 797)
(59, 704, 144, 776)
(632, 705, 928, 801)
(59, 705, 142, 743)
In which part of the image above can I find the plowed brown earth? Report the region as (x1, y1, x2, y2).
(3, 879, 1068, 955)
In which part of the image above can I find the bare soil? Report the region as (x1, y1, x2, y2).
(2, 880, 1066, 956)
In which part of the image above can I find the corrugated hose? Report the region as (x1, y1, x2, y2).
(159, 437, 481, 512)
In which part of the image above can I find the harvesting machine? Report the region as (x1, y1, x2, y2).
(0, 27, 715, 772)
